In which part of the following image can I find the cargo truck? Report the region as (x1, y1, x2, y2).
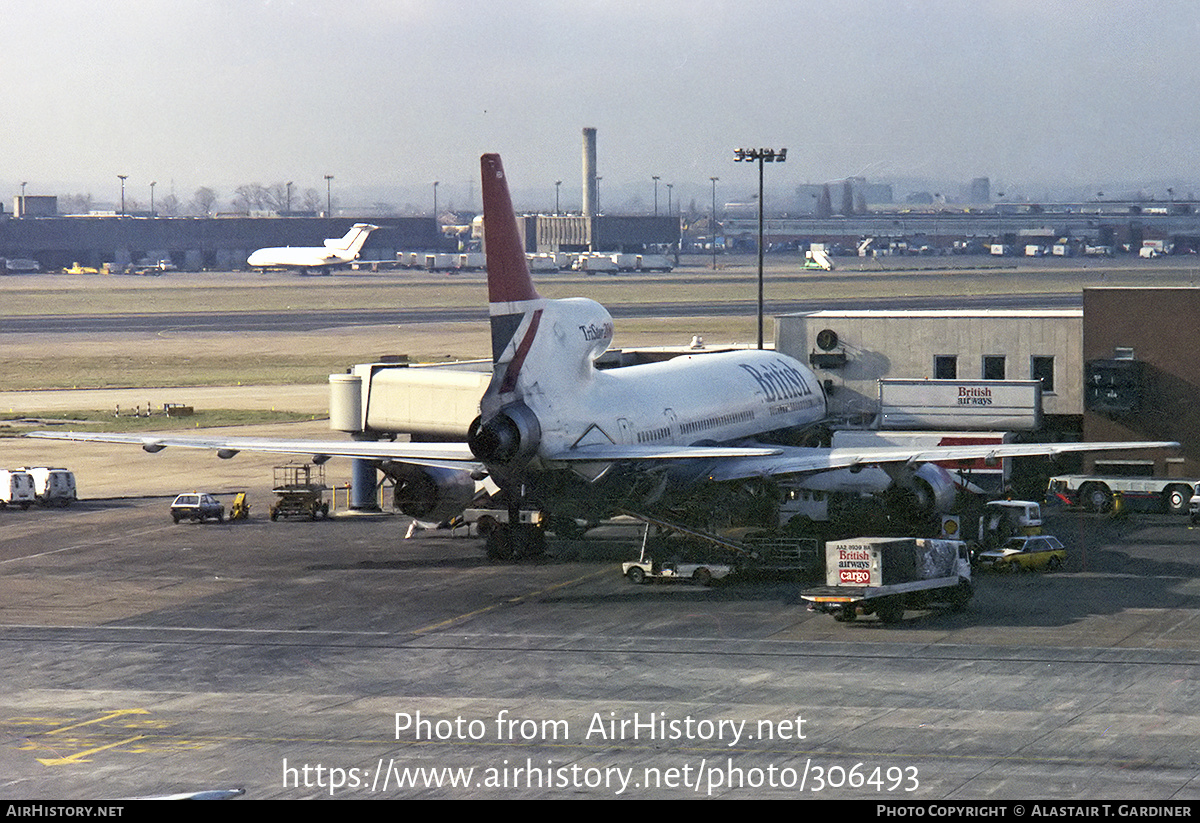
(1047, 474, 1199, 514)
(801, 537, 973, 623)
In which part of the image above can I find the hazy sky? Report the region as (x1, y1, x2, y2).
(6, 0, 1200, 210)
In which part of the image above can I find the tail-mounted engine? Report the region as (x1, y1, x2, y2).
(467, 401, 542, 467)
(384, 463, 477, 525)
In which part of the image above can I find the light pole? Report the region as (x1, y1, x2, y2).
(733, 147, 787, 349)
(432, 181, 439, 218)
(996, 190, 1005, 246)
(149, 181, 156, 216)
(555, 180, 562, 215)
(117, 174, 128, 216)
(666, 183, 673, 216)
(286, 181, 293, 213)
(324, 174, 334, 216)
(19, 182, 26, 217)
(710, 176, 719, 270)
(594, 177, 602, 250)
(652, 175, 660, 216)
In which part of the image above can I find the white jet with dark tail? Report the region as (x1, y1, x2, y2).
(30, 154, 1179, 560)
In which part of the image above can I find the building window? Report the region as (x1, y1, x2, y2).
(934, 355, 957, 379)
(983, 355, 1006, 380)
(1031, 356, 1055, 393)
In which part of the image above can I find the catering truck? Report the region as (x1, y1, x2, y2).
(801, 537, 973, 623)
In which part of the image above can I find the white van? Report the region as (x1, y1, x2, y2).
(0, 470, 37, 508)
(21, 467, 77, 506)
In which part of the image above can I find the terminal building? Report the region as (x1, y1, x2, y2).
(776, 308, 1082, 432)
(0, 216, 441, 271)
(1082, 288, 1200, 476)
(776, 288, 1197, 478)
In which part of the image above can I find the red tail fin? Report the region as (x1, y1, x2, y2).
(481, 154, 540, 305)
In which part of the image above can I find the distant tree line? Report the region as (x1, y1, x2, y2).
(56, 182, 324, 216)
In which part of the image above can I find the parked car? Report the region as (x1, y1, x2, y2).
(170, 493, 225, 523)
(976, 535, 1066, 572)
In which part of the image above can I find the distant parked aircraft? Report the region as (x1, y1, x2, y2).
(247, 223, 378, 274)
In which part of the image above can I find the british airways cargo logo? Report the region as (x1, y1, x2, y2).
(579, 322, 613, 342)
(958, 386, 993, 406)
(740, 360, 815, 402)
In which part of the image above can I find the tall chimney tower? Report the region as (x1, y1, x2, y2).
(582, 127, 598, 218)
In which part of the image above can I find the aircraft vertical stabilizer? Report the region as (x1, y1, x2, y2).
(478, 154, 547, 420)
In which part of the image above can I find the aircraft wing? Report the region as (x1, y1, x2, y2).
(546, 440, 1180, 482)
(28, 430, 1178, 483)
(699, 440, 1180, 482)
(27, 431, 480, 472)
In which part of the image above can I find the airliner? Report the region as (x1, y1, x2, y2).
(247, 223, 379, 274)
(32, 154, 1177, 559)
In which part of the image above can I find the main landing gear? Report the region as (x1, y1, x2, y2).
(484, 521, 546, 561)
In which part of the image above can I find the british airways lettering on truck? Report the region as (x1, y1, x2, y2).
(29, 154, 1179, 560)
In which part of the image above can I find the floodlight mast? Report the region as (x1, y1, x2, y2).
(733, 147, 787, 349)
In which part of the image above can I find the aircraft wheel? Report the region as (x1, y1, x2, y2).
(548, 515, 585, 539)
(475, 514, 498, 537)
(514, 523, 546, 558)
(485, 526, 515, 562)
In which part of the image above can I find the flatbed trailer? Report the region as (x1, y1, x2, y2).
(802, 537, 972, 623)
(1048, 474, 1198, 514)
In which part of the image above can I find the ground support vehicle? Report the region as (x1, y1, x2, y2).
(622, 553, 732, 587)
(20, 467, 76, 507)
(269, 464, 329, 521)
(973, 499, 1043, 560)
(229, 492, 251, 521)
(0, 470, 36, 509)
(1048, 475, 1199, 514)
(1190, 485, 1200, 524)
(976, 534, 1066, 572)
(802, 537, 972, 623)
(171, 493, 225, 523)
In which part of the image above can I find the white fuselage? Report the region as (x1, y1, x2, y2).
(246, 246, 351, 268)
(494, 295, 826, 464)
(538, 349, 826, 459)
(247, 224, 376, 270)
